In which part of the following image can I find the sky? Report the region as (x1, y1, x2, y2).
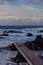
(0, 0, 43, 25)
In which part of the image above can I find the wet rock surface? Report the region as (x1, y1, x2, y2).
(0, 43, 18, 51)
(0, 44, 29, 65)
(33, 35, 43, 49)
(0, 36, 5, 39)
(0, 33, 9, 36)
(39, 30, 43, 32)
(11, 52, 27, 63)
(7, 43, 18, 51)
(24, 35, 43, 50)
(27, 33, 33, 37)
(3, 30, 22, 33)
(0, 33, 9, 39)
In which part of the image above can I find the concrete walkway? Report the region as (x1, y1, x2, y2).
(14, 43, 43, 65)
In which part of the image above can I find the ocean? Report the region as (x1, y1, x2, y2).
(0, 26, 43, 47)
(0, 26, 43, 65)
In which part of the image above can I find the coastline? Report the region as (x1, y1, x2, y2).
(0, 26, 43, 65)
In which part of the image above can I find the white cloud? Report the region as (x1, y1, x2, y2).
(0, 0, 43, 5)
(0, 4, 43, 21)
(26, 0, 43, 4)
(0, 0, 43, 25)
(0, 0, 16, 5)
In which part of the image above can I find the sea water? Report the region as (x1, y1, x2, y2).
(0, 26, 43, 47)
(0, 26, 43, 65)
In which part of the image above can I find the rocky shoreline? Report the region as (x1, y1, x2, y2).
(0, 34, 43, 64)
(24, 35, 43, 50)
(0, 29, 43, 65)
(0, 43, 29, 65)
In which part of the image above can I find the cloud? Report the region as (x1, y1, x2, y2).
(34, 0, 43, 4)
(0, 5, 43, 20)
(26, 0, 43, 4)
(0, 0, 43, 5)
(0, 0, 43, 25)
(0, 0, 16, 5)
(0, 18, 43, 25)
(0, 0, 43, 22)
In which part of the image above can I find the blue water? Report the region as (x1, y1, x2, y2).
(0, 26, 43, 47)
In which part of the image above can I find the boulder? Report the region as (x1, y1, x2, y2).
(3, 30, 22, 33)
(24, 35, 43, 50)
(0, 44, 18, 51)
(3, 33, 9, 36)
(3, 31, 7, 34)
(7, 43, 18, 51)
(34, 35, 43, 49)
(0, 33, 9, 36)
(11, 52, 27, 63)
(39, 30, 43, 32)
(24, 41, 38, 50)
(35, 35, 42, 41)
(0, 36, 4, 39)
(27, 33, 33, 37)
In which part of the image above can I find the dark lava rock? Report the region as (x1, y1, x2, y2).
(3, 30, 22, 33)
(3, 33, 9, 36)
(34, 35, 43, 49)
(7, 43, 18, 51)
(0, 36, 5, 39)
(0, 43, 18, 51)
(25, 35, 43, 50)
(35, 35, 42, 41)
(27, 33, 33, 37)
(24, 35, 43, 50)
(24, 41, 38, 50)
(3, 31, 7, 33)
(0, 33, 9, 36)
(11, 52, 27, 63)
(39, 30, 43, 32)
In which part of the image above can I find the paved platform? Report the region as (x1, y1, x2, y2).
(14, 43, 43, 65)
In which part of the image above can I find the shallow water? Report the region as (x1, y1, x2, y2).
(0, 50, 18, 65)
